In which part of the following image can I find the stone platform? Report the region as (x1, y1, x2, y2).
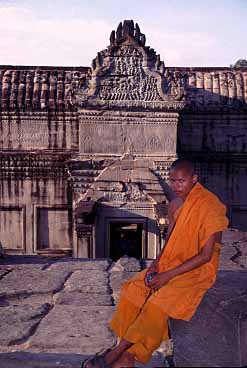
(0, 256, 171, 368)
(0, 229, 246, 367)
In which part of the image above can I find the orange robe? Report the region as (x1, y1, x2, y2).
(109, 183, 229, 363)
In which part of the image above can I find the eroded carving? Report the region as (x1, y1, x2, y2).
(75, 21, 185, 110)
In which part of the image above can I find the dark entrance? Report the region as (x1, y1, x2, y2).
(110, 222, 143, 261)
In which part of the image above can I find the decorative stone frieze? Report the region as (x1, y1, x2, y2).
(0, 152, 71, 179)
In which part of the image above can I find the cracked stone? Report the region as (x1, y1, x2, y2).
(0, 268, 11, 280)
(65, 270, 109, 294)
(110, 271, 136, 303)
(48, 260, 111, 272)
(0, 304, 50, 346)
(117, 256, 141, 272)
(27, 305, 116, 354)
(219, 229, 247, 270)
(222, 229, 247, 243)
(54, 291, 113, 306)
(0, 269, 70, 298)
(169, 270, 247, 367)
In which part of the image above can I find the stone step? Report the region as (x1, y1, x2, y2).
(0, 352, 168, 368)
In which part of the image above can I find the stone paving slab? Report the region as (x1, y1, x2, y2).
(0, 269, 71, 298)
(0, 268, 10, 279)
(0, 352, 87, 368)
(65, 270, 109, 294)
(27, 305, 116, 354)
(54, 291, 113, 306)
(0, 352, 168, 368)
(0, 304, 50, 346)
(48, 259, 111, 272)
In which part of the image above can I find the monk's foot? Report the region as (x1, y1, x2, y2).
(81, 357, 95, 368)
(112, 351, 135, 368)
(104, 346, 122, 365)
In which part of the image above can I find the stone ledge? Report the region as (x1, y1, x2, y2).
(169, 270, 247, 367)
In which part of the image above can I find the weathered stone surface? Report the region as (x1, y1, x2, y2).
(65, 270, 109, 294)
(0, 268, 10, 280)
(112, 256, 141, 272)
(0, 269, 70, 298)
(110, 271, 136, 303)
(48, 259, 111, 272)
(0, 352, 87, 368)
(1, 256, 51, 269)
(1, 256, 247, 368)
(54, 291, 113, 306)
(28, 305, 116, 354)
(169, 271, 247, 367)
(222, 228, 247, 243)
(0, 351, 169, 368)
(0, 304, 50, 346)
(220, 229, 247, 270)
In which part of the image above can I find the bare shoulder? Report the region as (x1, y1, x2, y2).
(168, 197, 184, 217)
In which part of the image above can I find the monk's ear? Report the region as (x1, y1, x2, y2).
(192, 174, 198, 184)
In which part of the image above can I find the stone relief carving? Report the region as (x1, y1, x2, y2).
(75, 20, 185, 110)
(98, 48, 162, 102)
(98, 180, 150, 203)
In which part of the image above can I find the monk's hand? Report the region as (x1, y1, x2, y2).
(145, 261, 159, 287)
(149, 271, 172, 291)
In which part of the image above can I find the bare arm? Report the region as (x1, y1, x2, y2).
(149, 232, 220, 291)
(167, 233, 217, 278)
(147, 198, 183, 273)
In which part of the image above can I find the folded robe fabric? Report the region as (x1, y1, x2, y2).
(118, 182, 229, 321)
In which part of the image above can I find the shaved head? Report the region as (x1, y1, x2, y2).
(169, 159, 198, 199)
(170, 159, 195, 176)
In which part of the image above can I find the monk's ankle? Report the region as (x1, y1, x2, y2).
(104, 348, 122, 365)
(112, 351, 135, 368)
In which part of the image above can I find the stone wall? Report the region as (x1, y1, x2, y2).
(178, 112, 247, 230)
(0, 20, 247, 257)
(0, 111, 79, 255)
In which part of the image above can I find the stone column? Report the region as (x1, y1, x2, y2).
(75, 223, 93, 258)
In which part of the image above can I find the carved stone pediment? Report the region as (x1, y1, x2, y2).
(75, 20, 185, 110)
(97, 181, 152, 203)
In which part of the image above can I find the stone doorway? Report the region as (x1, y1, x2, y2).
(110, 222, 143, 261)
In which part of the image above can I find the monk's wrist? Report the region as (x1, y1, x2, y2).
(166, 269, 177, 280)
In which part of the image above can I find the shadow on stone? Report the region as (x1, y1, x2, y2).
(169, 271, 247, 367)
(0, 352, 88, 368)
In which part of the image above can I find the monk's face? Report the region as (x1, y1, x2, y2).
(169, 168, 198, 200)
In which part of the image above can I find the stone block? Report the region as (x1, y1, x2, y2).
(0, 269, 70, 298)
(110, 271, 136, 303)
(65, 270, 109, 294)
(48, 259, 111, 272)
(0, 352, 87, 368)
(117, 256, 141, 272)
(28, 305, 116, 354)
(54, 291, 113, 306)
(169, 271, 247, 367)
(0, 304, 50, 346)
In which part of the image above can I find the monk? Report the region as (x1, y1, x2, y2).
(82, 159, 229, 368)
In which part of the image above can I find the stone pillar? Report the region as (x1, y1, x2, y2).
(75, 224, 93, 258)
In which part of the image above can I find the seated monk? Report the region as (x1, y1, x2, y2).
(82, 159, 229, 368)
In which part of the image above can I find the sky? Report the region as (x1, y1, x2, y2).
(0, 0, 246, 67)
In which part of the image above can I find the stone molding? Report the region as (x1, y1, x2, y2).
(0, 152, 72, 179)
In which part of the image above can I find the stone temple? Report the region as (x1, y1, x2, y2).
(0, 20, 247, 258)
